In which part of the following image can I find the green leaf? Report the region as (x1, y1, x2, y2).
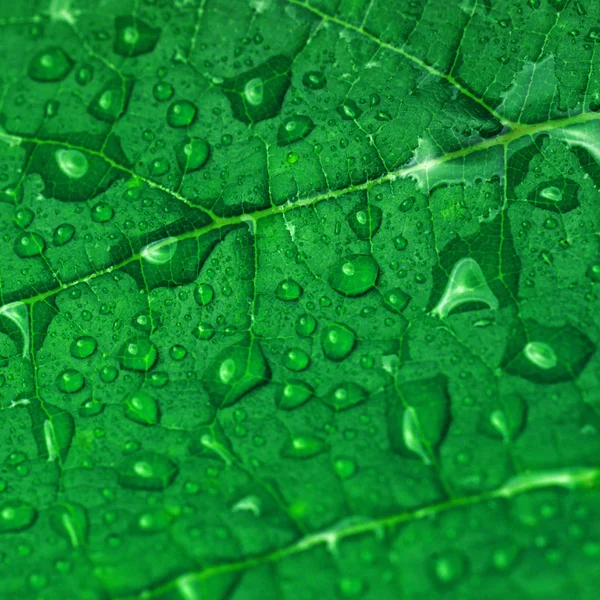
(1, 1, 600, 598)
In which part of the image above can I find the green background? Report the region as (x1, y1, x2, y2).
(0, 0, 600, 598)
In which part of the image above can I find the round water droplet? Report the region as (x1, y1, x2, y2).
(153, 81, 174, 101)
(78, 398, 105, 418)
(99, 365, 118, 383)
(295, 313, 317, 337)
(540, 186, 562, 202)
(52, 224, 75, 246)
(275, 279, 303, 301)
(278, 380, 313, 410)
(324, 382, 367, 410)
(193, 283, 214, 306)
(322, 323, 356, 361)
(28, 47, 73, 82)
(14, 232, 46, 258)
(193, 322, 215, 340)
(75, 64, 94, 85)
(329, 254, 379, 296)
(56, 369, 85, 393)
(429, 550, 469, 586)
(55, 148, 88, 179)
(302, 71, 326, 90)
(70, 336, 97, 359)
(277, 115, 315, 146)
(244, 77, 264, 106)
(169, 345, 187, 361)
(124, 391, 159, 425)
(524, 341, 557, 370)
(393, 235, 408, 251)
(0, 501, 37, 532)
(176, 137, 210, 172)
(587, 264, 600, 282)
(166, 100, 197, 128)
(333, 457, 356, 480)
(118, 337, 158, 372)
(13, 208, 34, 229)
(283, 348, 310, 371)
(91, 202, 114, 223)
(150, 157, 170, 176)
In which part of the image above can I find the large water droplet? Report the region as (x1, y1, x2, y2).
(281, 435, 327, 459)
(431, 257, 499, 319)
(324, 382, 367, 411)
(140, 237, 178, 265)
(70, 336, 97, 359)
(277, 115, 315, 146)
(278, 380, 313, 410)
(166, 100, 197, 128)
(118, 451, 178, 490)
(0, 501, 37, 532)
(124, 391, 159, 425)
(347, 204, 382, 240)
(55, 149, 88, 180)
(321, 323, 356, 361)
(203, 337, 269, 407)
(329, 254, 379, 296)
(28, 47, 73, 82)
(176, 137, 210, 172)
(117, 337, 158, 372)
(114, 16, 161, 57)
(14, 232, 46, 258)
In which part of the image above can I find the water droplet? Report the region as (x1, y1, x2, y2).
(28, 47, 73, 82)
(347, 204, 382, 240)
(0, 501, 36, 533)
(393, 235, 408, 250)
(75, 64, 94, 85)
(275, 278, 303, 301)
(278, 380, 313, 410)
(150, 157, 170, 176)
(281, 435, 327, 458)
(528, 178, 579, 213)
(48, 503, 87, 548)
(479, 394, 527, 442)
(333, 457, 356, 479)
(431, 257, 499, 319)
(169, 344, 187, 361)
(587, 264, 600, 282)
(387, 376, 450, 464)
(324, 382, 367, 411)
(277, 115, 315, 146)
(140, 237, 177, 264)
(193, 322, 215, 340)
(153, 81, 174, 101)
(118, 451, 178, 490)
(221, 55, 292, 123)
(321, 323, 355, 361)
(383, 288, 411, 313)
(336, 99, 362, 120)
(88, 77, 134, 123)
(204, 338, 269, 407)
(99, 365, 118, 383)
(166, 100, 197, 128)
(295, 313, 317, 337)
(176, 137, 210, 172)
(56, 369, 85, 393)
(329, 254, 379, 296)
(78, 398, 105, 418)
(193, 283, 214, 306)
(114, 16, 161, 57)
(55, 148, 88, 179)
(91, 202, 114, 223)
(283, 348, 310, 371)
(52, 223, 75, 246)
(124, 391, 159, 425)
(117, 337, 158, 372)
(428, 550, 469, 586)
(302, 71, 326, 90)
(503, 321, 594, 383)
(13, 208, 34, 229)
(70, 336, 97, 359)
(14, 232, 46, 258)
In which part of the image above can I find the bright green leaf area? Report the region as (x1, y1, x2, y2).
(2, 0, 600, 598)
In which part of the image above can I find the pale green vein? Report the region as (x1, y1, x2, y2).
(287, 0, 515, 128)
(120, 465, 600, 599)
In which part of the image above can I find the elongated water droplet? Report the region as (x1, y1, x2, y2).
(140, 237, 178, 264)
(0, 302, 29, 358)
(431, 257, 499, 319)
